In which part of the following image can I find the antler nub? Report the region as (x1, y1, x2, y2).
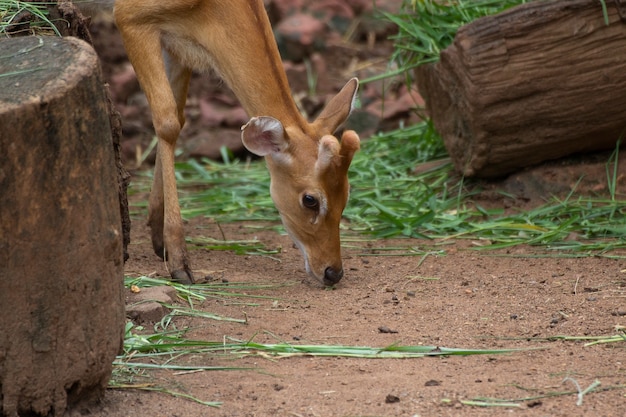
(315, 135, 340, 173)
(315, 130, 360, 176)
(339, 130, 360, 173)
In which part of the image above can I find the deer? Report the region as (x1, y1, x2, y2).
(96, 0, 360, 286)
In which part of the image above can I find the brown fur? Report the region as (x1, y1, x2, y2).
(111, 0, 359, 285)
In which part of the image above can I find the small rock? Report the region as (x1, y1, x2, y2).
(275, 12, 326, 61)
(365, 87, 425, 120)
(198, 99, 247, 127)
(378, 326, 398, 334)
(268, 0, 303, 19)
(126, 285, 178, 324)
(132, 285, 177, 304)
(184, 130, 247, 160)
(385, 394, 400, 404)
(127, 302, 167, 325)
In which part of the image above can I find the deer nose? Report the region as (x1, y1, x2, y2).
(323, 266, 344, 286)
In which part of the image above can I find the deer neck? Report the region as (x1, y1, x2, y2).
(197, 0, 307, 133)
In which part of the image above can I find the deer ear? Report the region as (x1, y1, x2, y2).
(241, 116, 287, 156)
(313, 78, 359, 133)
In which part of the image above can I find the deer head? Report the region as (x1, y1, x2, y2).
(241, 79, 360, 286)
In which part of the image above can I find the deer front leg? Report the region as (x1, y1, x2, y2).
(157, 54, 194, 283)
(144, 64, 194, 283)
(145, 89, 194, 284)
(147, 51, 192, 269)
(152, 138, 194, 284)
(115, 5, 194, 283)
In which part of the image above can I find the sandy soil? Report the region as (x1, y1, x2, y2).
(78, 177, 626, 417)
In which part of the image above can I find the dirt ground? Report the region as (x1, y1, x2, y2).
(77, 156, 625, 417)
(80, 5, 625, 417)
(92, 206, 626, 417)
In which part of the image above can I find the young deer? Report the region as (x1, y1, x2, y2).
(109, 0, 360, 286)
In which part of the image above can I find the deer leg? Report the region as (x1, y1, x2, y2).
(161, 52, 194, 283)
(154, 136, 194, 284)
(148, 51, 192, 262)
(147, 148, 164, 258)
(115, 6, 194, 283)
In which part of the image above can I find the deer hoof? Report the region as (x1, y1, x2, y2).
(170, 268, 195, 285)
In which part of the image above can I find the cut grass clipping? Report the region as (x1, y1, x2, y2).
(131, 126, 626, 257)
(114, 277, 625, 408)
(114, 278, 529, 407)
(113, 330, 524, 408)
(450, 378, 626, 409)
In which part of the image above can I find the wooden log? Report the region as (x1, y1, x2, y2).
(416, 0, 626, 178)
(0, 36, 125, 416)
(54, 0, 132, 264)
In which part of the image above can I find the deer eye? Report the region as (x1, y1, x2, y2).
(302, 194, 319, 211)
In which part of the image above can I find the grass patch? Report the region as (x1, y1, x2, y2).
(0, 0, 61, 36)
(365, 0, 529, 83)
(122, 0, 625, 257)
(130, 125, 626, 258)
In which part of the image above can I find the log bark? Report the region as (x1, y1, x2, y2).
(0, 36, 125, 416)
(416, 0, 626, 178)
(54, 0, 132, 263)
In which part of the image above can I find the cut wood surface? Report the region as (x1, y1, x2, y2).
(416, 0, 626, 178)
(0, 36, 124, 416)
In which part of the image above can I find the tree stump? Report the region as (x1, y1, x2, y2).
(416, 0, 626, 178)
(0, 36, 125, 416)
